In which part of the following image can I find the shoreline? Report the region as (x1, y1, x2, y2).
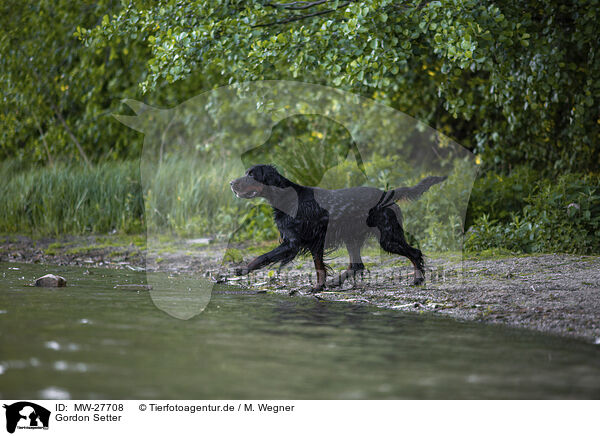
(2, 235, 599, 344)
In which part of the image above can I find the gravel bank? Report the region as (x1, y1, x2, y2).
(2, 235, 599, 343)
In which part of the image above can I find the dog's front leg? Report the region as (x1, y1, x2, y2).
(234, 243, 298, 276)
(309, 248, 327, 293)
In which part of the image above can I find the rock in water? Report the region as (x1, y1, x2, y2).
(35, 274, 67, 287)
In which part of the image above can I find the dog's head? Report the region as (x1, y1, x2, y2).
(230, 164, 289, 198)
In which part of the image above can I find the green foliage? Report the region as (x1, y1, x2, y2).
(0, 0, 148, 164)
(2, 157, 598, 254)
(403, 158, 475, 252)
(2, 0, 599, 256)
(466, 172, 600, 253)
(234, 204, 279, 242)
(242, 115, 363, 188)
(466, 166, 539, 226)
(83, 0, 600, 173)
(223, 248, 244, 263)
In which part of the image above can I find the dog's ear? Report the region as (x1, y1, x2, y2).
(250, 165, 268, 185)
(253, 165, 265, 182)
(262, 166, 274, 185)
(265, 165, 284, 187)
(246, 165, 262, 181)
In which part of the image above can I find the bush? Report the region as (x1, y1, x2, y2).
(466, 172, 600, 254)
(465, 166, 539, 227)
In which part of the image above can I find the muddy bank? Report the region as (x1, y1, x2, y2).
(1, 235, 599, 343)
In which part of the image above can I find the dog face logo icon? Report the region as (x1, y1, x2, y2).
(3, 402, 50, 433)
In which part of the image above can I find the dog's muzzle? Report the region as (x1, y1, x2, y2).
(230, 176, 264, 198)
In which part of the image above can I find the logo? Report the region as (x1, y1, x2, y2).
(3, 402, 50, 434)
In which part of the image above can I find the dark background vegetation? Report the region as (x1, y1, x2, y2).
(1, 0, 598, 254)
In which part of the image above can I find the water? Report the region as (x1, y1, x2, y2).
(1, 263, 599, 399)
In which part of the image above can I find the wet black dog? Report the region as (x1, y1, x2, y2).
(230, 164, 446, 292)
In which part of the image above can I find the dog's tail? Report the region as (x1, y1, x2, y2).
(374, 176, 447, 209)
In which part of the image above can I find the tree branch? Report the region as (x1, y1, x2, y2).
(23, 50, 91, 167)
(253, 1, 352, 27)
(32, 111, 54, 167)
(266, 0, 329, 11)
(51, 103, 92, 167)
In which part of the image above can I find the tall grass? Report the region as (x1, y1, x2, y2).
(0, 160, 144, 235)
(142, 157, 247, 238)
(0, 156, 472, 251)
(0, 157, 251, 238)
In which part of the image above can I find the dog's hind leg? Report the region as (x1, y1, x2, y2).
(328, 238, 366, 288)
(371, 207, 425, 285)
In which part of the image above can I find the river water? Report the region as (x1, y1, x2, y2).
(1, 263, 599, 399)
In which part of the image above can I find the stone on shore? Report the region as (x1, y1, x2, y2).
(35, 274, 67, 287)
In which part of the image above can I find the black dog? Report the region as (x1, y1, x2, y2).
(230, 164, 446, 292)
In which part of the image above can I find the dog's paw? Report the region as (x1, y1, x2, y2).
(411, 277, 425, 286)
(308, 285, 325, 294)
(234, 267, 250, 276)
(327, 270, 353, 288)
